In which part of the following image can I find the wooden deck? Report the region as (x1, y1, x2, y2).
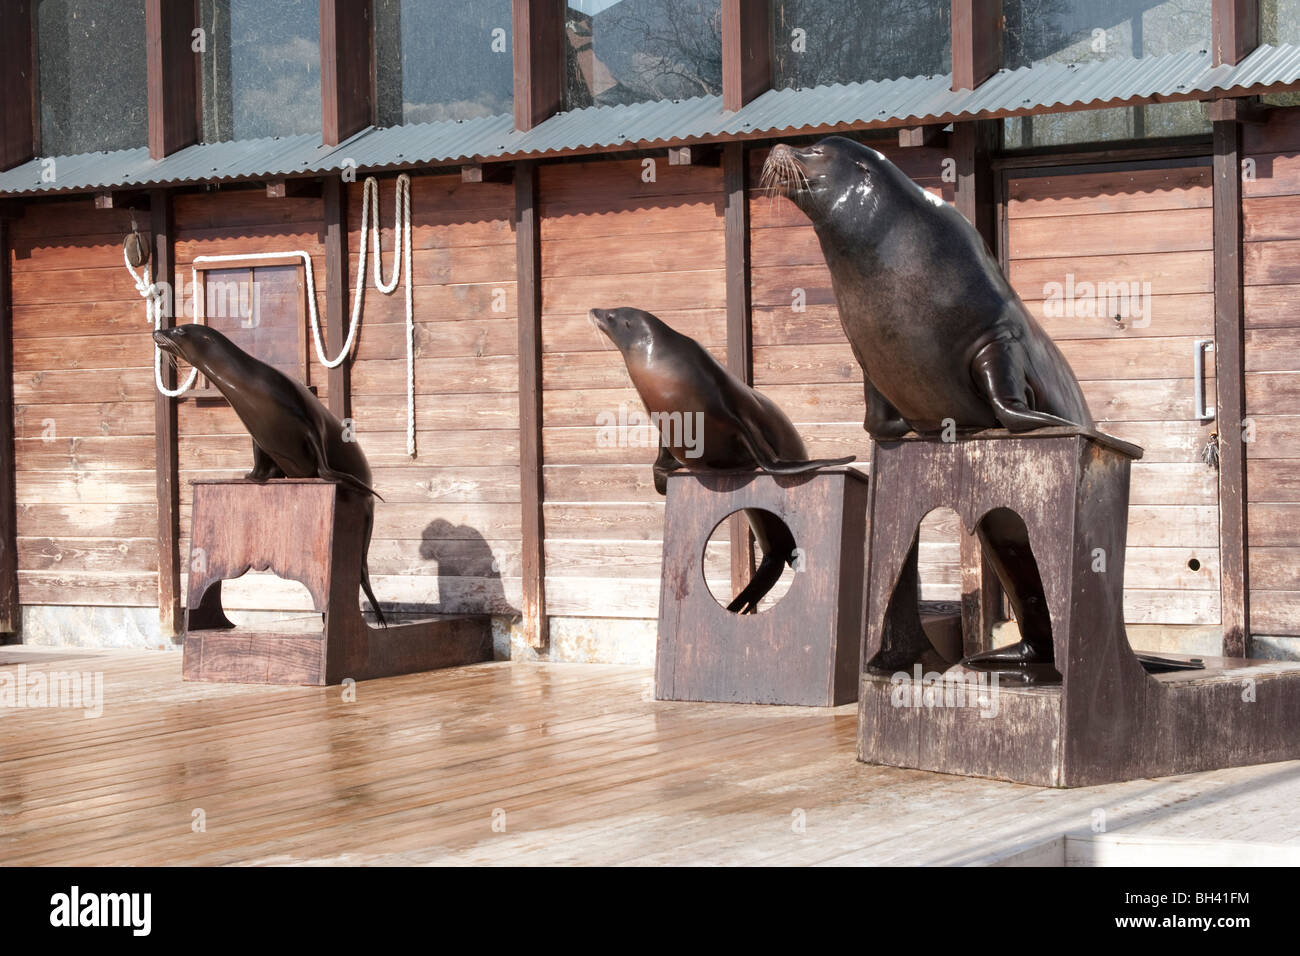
(2, 646, 1299, 866)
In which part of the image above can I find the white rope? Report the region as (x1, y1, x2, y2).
(180, 174, 417, 456)
(126, 245, 199, 398)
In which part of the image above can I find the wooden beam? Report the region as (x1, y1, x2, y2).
(0, 2, 35, 172)
(266, 178, 324, 199)
(899, 125, 950, 149)
(953, 119, 1002, 650)
(515, 161, 547, 648)
(1208, 97, 1270, 124)
(0, 216, 18, 641)
(460, 163, 513, 184)
(723, 142, 756, 592)
(146, 0, 199, 159)
(1213, 115, 1250, 658)
(1212, 0, 1259, 67)
(722, 0, 771, 112)
(512, 0, 566, 132)
(151, 190, 182, 640)
(94, 191, 152, 211)
(951, 0, 1002, 91)
(322, 177, 350, 421)
(321, 0, 374, 147)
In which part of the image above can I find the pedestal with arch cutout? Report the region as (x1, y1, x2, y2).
(655, 467, 871, 706)
(857, 429, 1300, 787)
(182, 479, 492, 686)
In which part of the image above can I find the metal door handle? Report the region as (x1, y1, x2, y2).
(1193, 339, 1214, 422)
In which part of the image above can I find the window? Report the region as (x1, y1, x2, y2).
(1001, 1, 1212, 148)
(37, 0, 148, 155)
(770, 0, 951, 90)
(1002, 0, 1212, 69)
(373, 0, 513, 126)
(198, 0, 321, 143)
(1261, 0, 1300, 107)
(191, 259, 310, 396)
(565, 0, 723, 109)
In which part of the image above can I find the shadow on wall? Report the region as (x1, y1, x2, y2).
(379, 518, 516, 619)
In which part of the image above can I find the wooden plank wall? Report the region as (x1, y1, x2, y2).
(170, 188, 329, 612)
(8, 200, 160, 607)
(747, 142, 959, 600)
(539, 157, 728, 619)
(1005, 164, 1221, 628)
(1243, 108, 1300, 636)
(346, 173, 521, 616)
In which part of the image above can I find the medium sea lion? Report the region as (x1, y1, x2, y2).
(762, 136, 1094, 681)
(590, 307, 854, 613)
(153, 324, 387, 626)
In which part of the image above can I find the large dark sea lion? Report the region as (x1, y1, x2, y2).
(762, 136, 1095, 681)
(590, 307, 854, 613)
(153, 324, 386, 626)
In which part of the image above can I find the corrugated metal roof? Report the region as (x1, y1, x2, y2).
(4, 44, 1299, 198)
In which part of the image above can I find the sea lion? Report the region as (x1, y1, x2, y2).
(761, 137, 1093, 681)
(153, 324, 387, 626)
(590, 306, 854, 613)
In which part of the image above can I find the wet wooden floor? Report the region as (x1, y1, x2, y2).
(2, 646, 1299, 866)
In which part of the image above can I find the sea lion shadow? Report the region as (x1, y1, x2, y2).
(380, 519, 516, 620)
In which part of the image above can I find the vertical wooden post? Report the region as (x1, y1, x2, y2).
(952, 119, 1001, 653)
(0, 1, 35, 172)
(1212, 0, 1259, 67)
(146, 0, 199, 159)
(722, 0, 772, 111)
(723, 142, 756, 589)
(152, 190, 182, 640)
(322, 177, 350, 419)
(320, 0, 374, 147)
(0, 214, 19, 642)
(1212, 104, 1250, 658)
(512, 0, 565, 132)
(515, 161, 547, 647)
(951, 0, 1002, 91)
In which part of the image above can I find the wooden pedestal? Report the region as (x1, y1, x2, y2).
(857, 428, 1300, 787)
(182, 479, 492, 685)
(655, 468, 869, 706)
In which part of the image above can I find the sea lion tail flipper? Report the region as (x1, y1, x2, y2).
(726, 554, 788, 614)
(359, 509, 387, 628)
(319, 465, 385, 502)
(734, 421, 855, 474)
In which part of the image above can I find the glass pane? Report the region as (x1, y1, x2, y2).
(373, 0, 513, 126)
(1003, 0, 1212, 70)
(770, 0, 950, 89)
(1002, 101, 1210, 149)
(565, 0, 723, 109)
(37, 0, 148, 155)
(1261, 0, 1300, 106)
(199, 0, 322, 142)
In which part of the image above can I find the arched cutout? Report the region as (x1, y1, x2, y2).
(702, 508, 797, 614)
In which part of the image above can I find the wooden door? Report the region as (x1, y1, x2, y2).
(1003, 160, 1221, 646)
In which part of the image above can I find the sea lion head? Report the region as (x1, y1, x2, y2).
(761, 136, 892, 226)
(588, 307, 663, 360)
(152, 323, 230, 369)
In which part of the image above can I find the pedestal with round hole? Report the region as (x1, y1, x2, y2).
(655, 467, 870, 706)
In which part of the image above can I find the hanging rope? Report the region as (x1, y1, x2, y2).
(131, 174, 418, 456)
(126, 242, 199, 398)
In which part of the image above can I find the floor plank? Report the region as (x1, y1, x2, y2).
(2, 648, 1299, 866)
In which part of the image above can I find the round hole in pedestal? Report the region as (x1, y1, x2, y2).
(702, 508, 797, 614)
(1188, 557, 1201, 572)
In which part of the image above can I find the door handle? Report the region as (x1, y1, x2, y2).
(1193, 338, 1215, 422)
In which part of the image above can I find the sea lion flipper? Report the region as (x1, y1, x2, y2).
(301, 426, 385, 500)
(652, 445, 683, 496)
(733, 414, 854, 475)
(972, 339, 1077, 433)
(247, 442, 286, 482)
